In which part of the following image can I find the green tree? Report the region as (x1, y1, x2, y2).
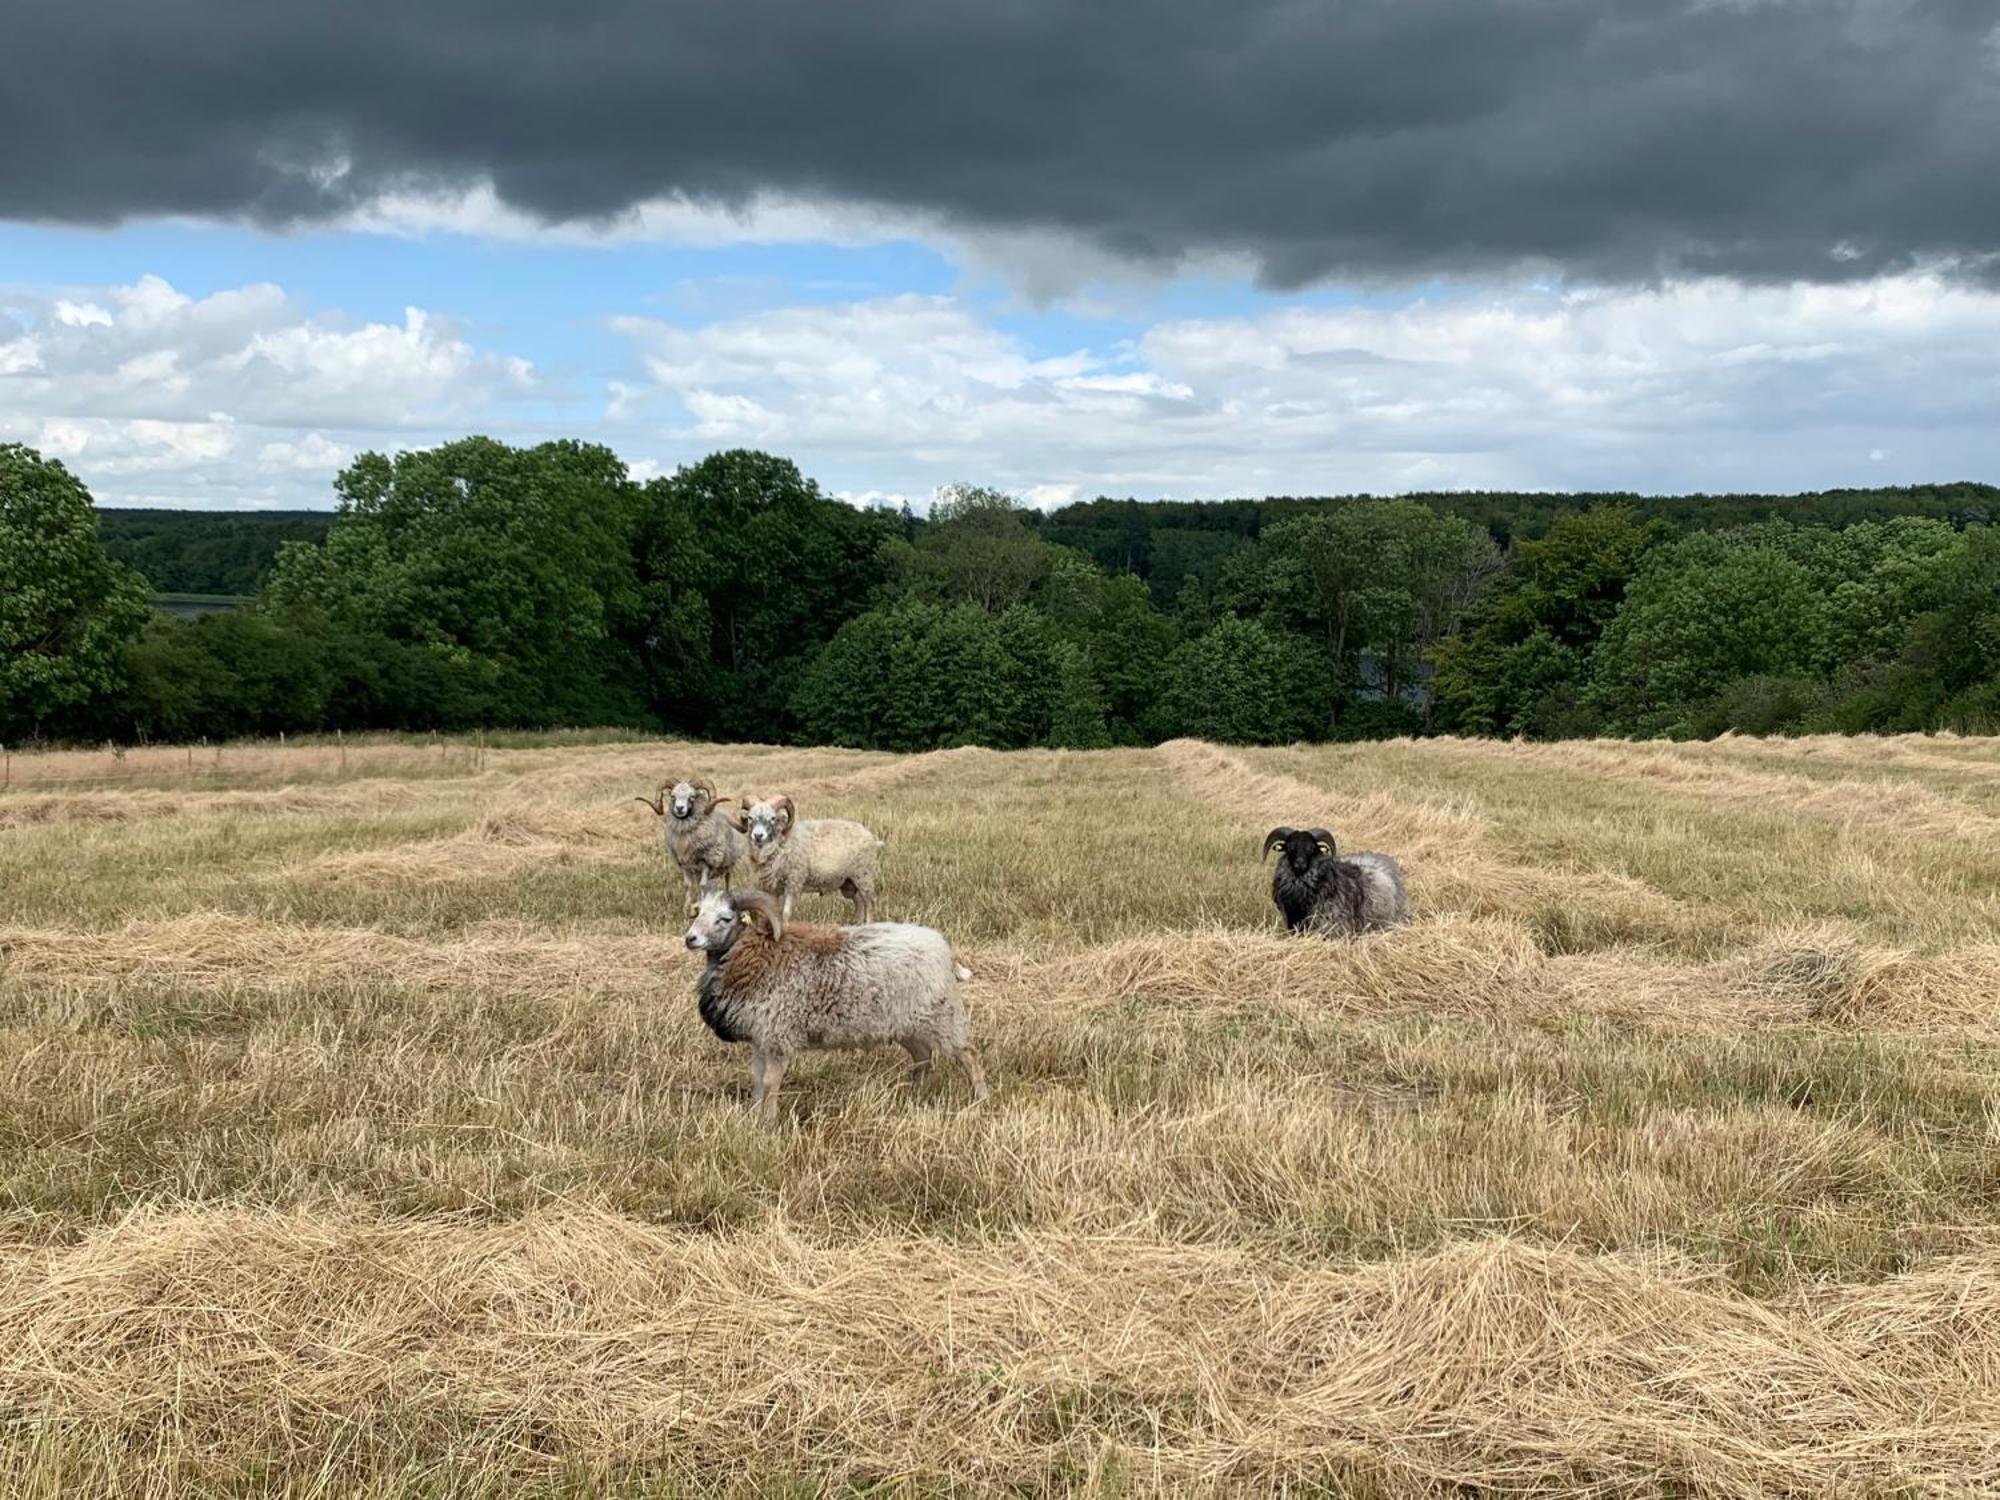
(889, 484, 1052, 611)
(1867, 526, 2000, 732)
(630, 480, 719, 731)
(790, 599, 1098, 751)
(0, 444, 151, 740)
(1430, 506, 1662, 737)
(1222, 500, 1496, 722)
(266, 437, 650, 727)
(121, 610, 335, 741)
(1587, 530, 1823, 733)
(650, 450, 898, 736)
(1034, 550, 1178, 743)
(1158, 616, 1329, 745)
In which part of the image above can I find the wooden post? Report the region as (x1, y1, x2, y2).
(337, 728, 346, 771)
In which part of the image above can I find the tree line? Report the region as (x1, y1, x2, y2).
(4, 437, 1997, 749)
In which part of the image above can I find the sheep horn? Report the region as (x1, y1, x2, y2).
(1262, 827, 1295, 860)
(733, 889, 783, 943)
(774, 794, 795, 832)
(691, 776, 716, 802)
(730, 795, 752, 832)
(636, 788, 666, 816)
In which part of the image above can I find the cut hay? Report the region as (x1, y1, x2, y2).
(2, 1209, 1997, 1495)
(6, 733, 2000, 1495)
(0, 913, 680, 1004)
(1159, 737, 1713, 950)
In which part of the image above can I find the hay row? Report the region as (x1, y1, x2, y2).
(1156, 739, 1712, 947)
(8, 912, 1999, 1035)
(3, 1208, 1998, 1494)
(1406, 734, 2000, 844)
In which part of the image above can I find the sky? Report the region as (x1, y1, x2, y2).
(3, 0, 1998, 511)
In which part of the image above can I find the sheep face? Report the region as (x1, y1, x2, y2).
(738, 795, 794, 853)
(667, 780, 713, 821)
(684, 892, 748, 953)
(685, 889, 780, 952)
(1264, 826, 1336, 878)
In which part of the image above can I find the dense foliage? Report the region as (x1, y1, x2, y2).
(1, 445, 152, 741)
(97, 508, 332, 596)
(5, 439, 1997, 748)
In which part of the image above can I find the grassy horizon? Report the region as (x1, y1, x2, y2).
(3, 732, 1999, 1495)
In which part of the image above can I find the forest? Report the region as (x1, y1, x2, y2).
(5, 438, 1998, 748)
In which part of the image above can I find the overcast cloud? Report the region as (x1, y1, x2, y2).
(7, 0, 2000, 289)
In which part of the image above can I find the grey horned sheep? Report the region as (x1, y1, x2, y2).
(683, 888, 989, 1123)
(734, 792, 882, 923)
(637, 777, 744, 912)
(1263, 826, 1410, 937)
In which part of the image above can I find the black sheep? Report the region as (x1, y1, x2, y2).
(1262, 826, 1411, 937)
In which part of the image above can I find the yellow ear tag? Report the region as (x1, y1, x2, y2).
(1317, 843, 1331, 854)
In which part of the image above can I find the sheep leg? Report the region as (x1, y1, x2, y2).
(903, 1039, 935, 1095)
(955, 1047, 991, 1103)
(681, 869, 699, 917)
(749, 1048, 767, 1109)
(843, 878, 871, 924)
(780, 890, 796, 925)
(756, 1051, 790, 1126)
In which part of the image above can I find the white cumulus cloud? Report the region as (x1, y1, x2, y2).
(0, 274, 539, 506)
(609, 273, 2000, 499)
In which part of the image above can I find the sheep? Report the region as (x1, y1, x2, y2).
(635, 777, 744, 912)
(733, 793, 882, 924)
(683, 888, 989, 1123)
(1262, 826, 1410, 937)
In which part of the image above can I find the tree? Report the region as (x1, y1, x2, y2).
(889, 484, 1052, 612)
(1158, 616, 1330, 745)
(266, 437, 651, 727)
(1429, 506, 1661, 737)
(1034, 550, 1178, 743)
(650, 449, 898, 736)
(1587, 530, 1823, 733)
(121, 610, 334, 742)
(1222, 500, 1496, 722)
(790, 599, 1100, 751)
(630, 479, 719, 731)
(0, 444, 151, 740)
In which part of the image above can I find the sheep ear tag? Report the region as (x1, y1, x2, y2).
(1317, 843, 1331, 854)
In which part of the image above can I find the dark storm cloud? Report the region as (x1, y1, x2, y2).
(8, 0, 1998, 285)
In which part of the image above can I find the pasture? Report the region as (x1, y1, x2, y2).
(2, 731, 1999, 1496)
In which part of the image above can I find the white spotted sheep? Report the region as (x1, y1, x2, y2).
(636, 777, 745, 912)
(684, 888, 989, 1123)
(733, 793, 882, 923)
(1263, 826, 1411, 937)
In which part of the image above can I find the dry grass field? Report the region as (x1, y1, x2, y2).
(3, 730, 2000, 1497)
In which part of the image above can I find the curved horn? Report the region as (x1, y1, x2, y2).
(730, 794, 753, 832)
(1309, 827, 1336, 854)
(732, 888, 783, 943)
(691, 776, 716, 802)
(774, 794, 795, 832)
(1262, 827, 1295, 861)
(635, 786, 666, 816)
